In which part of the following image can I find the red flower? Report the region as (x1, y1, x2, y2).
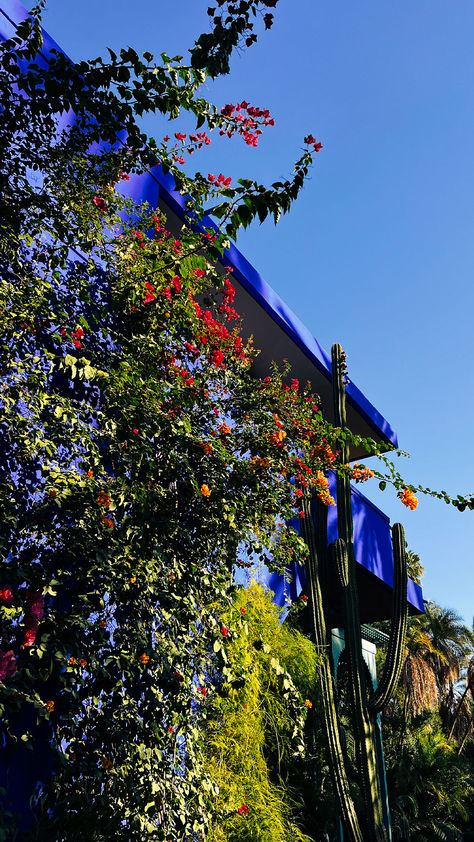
(171, 275, 182, 293)
(208, 173, 216, 182)
(220, 625, 229, 637)
(197, 686, 206, 696)
(173, 670, 184, 682)
(93, 196, 107, 212)
(0, 587, 13, 606)
(0, 650, 17, 682)
(132, 428, 139, 435)
(211, 349, 224, 367)
(23, 616, 38, 647)
(163, 287, 172, 301)
(25, 591, 44, 621)
(237, 804, 249, 815)
(239, 608, 246, 615)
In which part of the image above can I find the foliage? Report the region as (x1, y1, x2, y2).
(377, 601, 474, 840)
(204, 583, 323, 842)
(0, 3, 473, 840)
(384, 709, 474, 840)
(0, 7, 340, 839)
(406, 551, 424, 586)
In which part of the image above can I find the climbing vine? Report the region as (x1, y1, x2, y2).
(0, 5, 472, 841)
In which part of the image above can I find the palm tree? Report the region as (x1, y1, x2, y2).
(421, 603, 473, 693)
(398, 603, 474, 745)
(444, 656, 474, 746)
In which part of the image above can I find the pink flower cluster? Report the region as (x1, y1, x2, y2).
(220, 101, 275, 147)
(23, 591, 44, 648)
(93, 196, 107, 212)
(0, 587, 13, 606)
(218, 279, 239, 321)
(71, 326, 84, 349)
(164, 131, 212, 160)
(0, 650, 16, 683)
(208, 173, 232, 188)
(303, 134, 323, 153)
(196, 307, 244, 368)
(143, 282, 156, 304)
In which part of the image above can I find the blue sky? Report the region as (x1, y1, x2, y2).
(37, 0, 474, 624)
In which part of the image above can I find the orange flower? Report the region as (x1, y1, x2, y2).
(79, 659, 87, 667)
(200, 484, 211, 497)
(139, 653, 150, 665)
(218, 422, 231, 436)
(130, 575, 136, 583)
(348, 463, 375, 482)
(48, 489, 57, 499)
(249, 456, 270, 471)
(101, 755, 114, 771)
(199, 441, 213, 455)
(270, 429, 286, 445)
(67, 656, 76, 666)
(45, 700, 54, 712)
(400, 487, 418, 511)
(317, 489, 336, 507)
(96, 490, 111, 509)
(87, 470, 93, 477)
(100, 620, 107, 628)
(100, 514, 113, 528)
(304, 699, 313, 708)
(312, 442, 335, 463)
(314, 470, 329, 489)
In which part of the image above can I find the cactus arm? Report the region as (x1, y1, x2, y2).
(331, 538, 387, 841)
(368, 523, 408, 715)
(331, 344, 388, 842)
(331, 343, 353, 545)
(302, 494, 364, 842)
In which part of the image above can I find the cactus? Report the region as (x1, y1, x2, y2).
(301, 344, 409, 842)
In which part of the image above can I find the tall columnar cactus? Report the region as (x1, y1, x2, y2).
(301, 343, 408, 842)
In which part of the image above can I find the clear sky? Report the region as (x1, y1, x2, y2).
(35, 0, 474, 624)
